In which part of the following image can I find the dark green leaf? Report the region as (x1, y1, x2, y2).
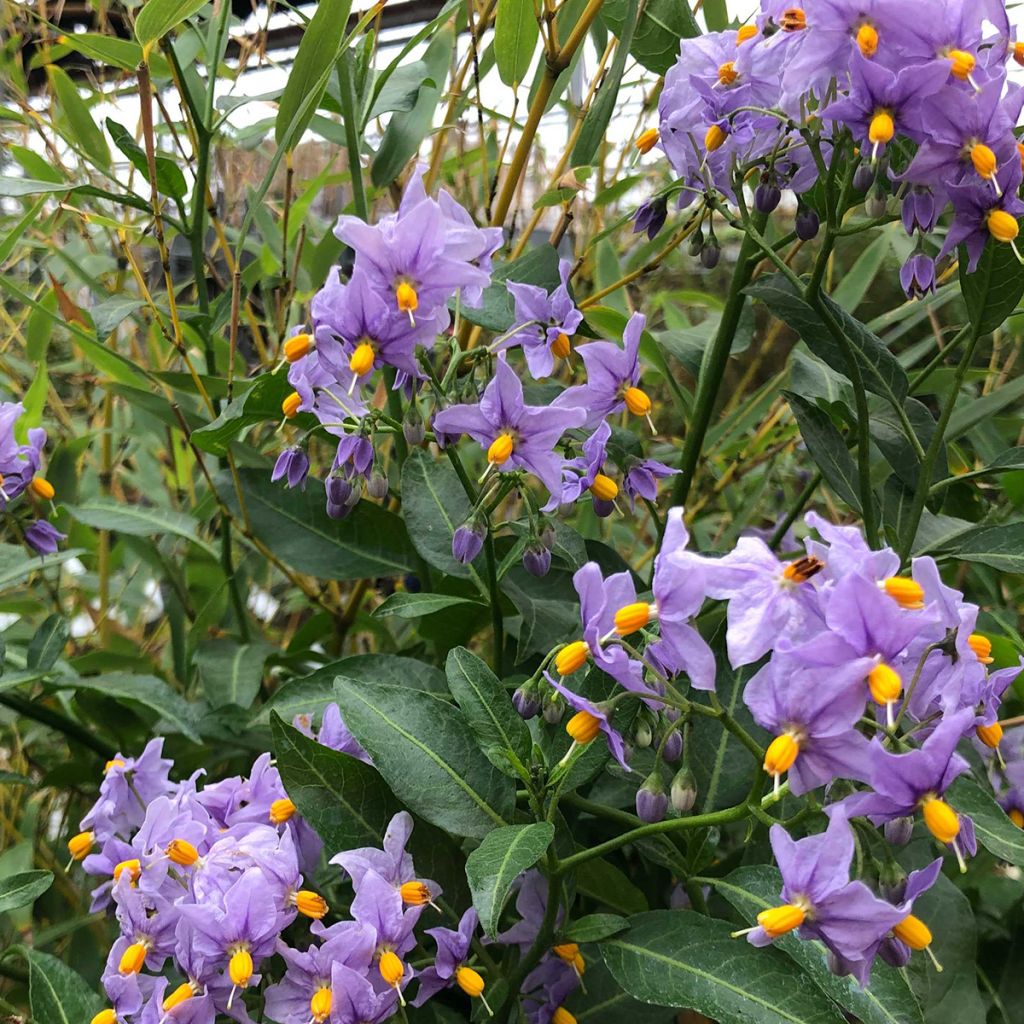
(195, 639, 273, 710)
(0, 544, 84, 589)
(334, 677, 514, 839)
(373, 593, 484, 619)
(500, 566, 579, 662)
(271, 714, 397, 852)
(784, 391, 862, 513)
(445, 646, 531, 777)
(217, 468, 416, 581)
(603, 910, 847, 1023)
(368, 61, 436, 119)
(27, 615, 68, 672)
(576, 858, 648, 916)
(135, 0, 209, 48)
(494, 0, 539, 88)
(19, 948, 104, 1024)
(106, 119, 188, 200)
(61, 33, 144, 70)
(601, 0, 699, 74)
(938, 522, 1024, 574)
(869, 397, 945, 492)
(960, 225, 1024, 337)
(457, 243, 562, 333)
(466, 822, 554, 936)
(560, 913, 630, 943)
(948, 776, 1024, 866)
(47, 66, 110, 167)
(0, 871, 53, 914)
(67, 499, 214, 556)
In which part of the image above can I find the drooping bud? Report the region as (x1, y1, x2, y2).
(269, 797, 296, 824)
(757, 902, 806, 937)
(29, 477, 55, 500)
(852, 162, 875, 193)
(283, 333, 313, 362)
(795, 205, 820, 240)
(366, 469, 389, 501)
(920, 795, 960, 844)
(566, 710, 601, 745)
(700, 239, 721, 269)
(671, 767, 698, 813)
(542, 689, 565, 724)
(452, 520, 485, 564)
(403, 404, 425, 445)
(633, 196, 668, 241)
(166, 839, 199, 867)
(754, 182, 782, 214)
(326, 474, 353, 508)
(523, 543, 552, 578)
(884, 816, 914, 846)
(68, 830, 94, 862)
(513, 684, 541, 720)
(865, 188, 888, 219)
(688, 227, 704, 257)
(554, 640, 589, 677)
(636, 770, 668, 823)
(662, 728, 683, 762)
(614, 601, 652, 635)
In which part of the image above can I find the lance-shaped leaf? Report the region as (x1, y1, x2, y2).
(960, 221, 1024, 337)
(18, 948, 104, 1024)
(494, 0, 539, 88)
(0, 871, 53, 914)
(948, 776, 1024, 867)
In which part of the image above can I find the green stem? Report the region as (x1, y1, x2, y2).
(0, 692, 115, 759)
(484, 529, 505, 677)
(769, 470, 822, 550)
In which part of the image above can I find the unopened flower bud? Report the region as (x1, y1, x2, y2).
(633, 720, 653, 749)
(523, 543, 552, 578)
(700, 240, 721, 269)
(884, 815, 914, 847)
(538, 520, 556, 550)
(754, 182, 782, 214)
(636, 770, 668, 823)
(366, 469, 389, 501)
(326, 500, 352, 520)
(513, 685, 541, 720)
(671, 767, 697, 813)
(662, 729, 683, 763)
(403, 405, 425, 445)
(795, 205, 820, 240)
(452, 521, 485, 564)
(865, 190, 887, 219)
(542, 690, 565, 725)
(852, 162, 875, 193)
(326, 475, 353, 507)
(688, 228, 704, 257)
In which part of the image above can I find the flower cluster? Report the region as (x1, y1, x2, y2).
(530, 507, 1022, 983)
(0, 400, 64, 555)
(68, 730, 585, 1024)
(274, 171, 677, 575)
(649, 0, 1024, 290)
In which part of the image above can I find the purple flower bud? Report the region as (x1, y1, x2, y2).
(901, 188, 937, 235)
(633, 719, 653, 749)
(636, 771, 668, 823)
(25, 519, 65, 555)
(754, 182, 782, 214)
(592, 497, 615, 519)
(271, 447, 310, 490)
(452, 522, 485, 564)
(662, 729, 683, 763)
(899, 253, 935, 301)
(699, 241, 720, 269)
(366, 470, 389, 500)
(795, 206, 820, 240)
(852, 162, 875, 193)
(878, 937, 912, 969)
(403, 406, 425, 446)
(670, 767, 697, 813)
(884, 815, 914, 847)
(326, 474, 353, 506)
(522, 544, 551, 578)
(512, 686, 540, 720)
(326, 500, 352, 520)
(633, 196, 668, 241)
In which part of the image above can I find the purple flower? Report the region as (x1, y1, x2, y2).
(543, 421, 612, 512)
(317, 703, 373, 765)
(452, 520, 485, 564)
(546, 676, 631, 771)
(411, 908, 479, 1006)
(633, 196, 668, 240)
(271, 448, 310, 490)
(331, 811, 438, 900)
(876, 859, 943, 970)
(622, 458, 679, 507)
(499, 259, 584, 379)
(25, 519, 65, 555)
(0, 401, 45, 507)
(940, 162, 1024, 272)
(350, 868, 425, 958)
(902, 187, 940, 234)
(496, 871, 564, 950)
(330, 963, 399, 1024)
(432, 358, 586, 497)
(137, 977, 215, 1024)
(899, 253, 936, 299)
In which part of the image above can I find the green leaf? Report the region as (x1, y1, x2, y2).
(602, 910, 847, 1024)
(576, 858, 648, 916)
(934, 447, 1024, 487)
(191, 373, 291, 454)
(948, 776, 1024, 866)
(938, 522, 1024, 574)
(61, 33, 144, 70)
(373, 593, 484, 619)
(960, 225, 1024, 337)
(217, 468, 416, 581)
(572, 0, 638, 166)
(136, 0, 209, 49)
(749, 273, 908, 406)
(19, 948, 103, 1024)
(270, 714, 397, 852)
(400, 448, 476, 579)
(501, 566, 580, 662)
(494, 0, 539, 88)
(466, 822, 554, 936)
(830, 232, 890, 314)
(869, 397, 945, 492)
(53, 673, 200, 743)
(66, 499, 215, 557)
(784, 391, 862, 513)
(458, 243, 561, 333)
(368, 61, 436, 119)
(945, 374, 1024, 442)
(0, 545, 84, 589)
(275, 0, 353, 147)
(445, 647, 531, 777)
(195, 639, 273, 710)
(0, 871, 53, 914)
(46, 66, 110, 167)
(27, 615, 68, 672)
(334, 677, 514, 839)
(560, 913, 630, 943)
(106, 119, 188, 200)
(705, 867, 923, 1024)
(371, 24, 454, 187)
(601, 0, 699, 74)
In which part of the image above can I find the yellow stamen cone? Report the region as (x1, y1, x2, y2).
(868, 111, 895, 146)
(269, 797, 296, 824)
(118, 942, 148, 975)
(856, 22, 878, 57)
(487, 433, 515, 465)
(893, 913, 932, 951)
(736, 24, 758, 44)
(282, 392, 301, 419)
(400, 880, 432, 906)
(634, 128, 659, 153)
(968, 633, 993, 664)
(717, 61, 738, 85)
(310, 987, 332, 1022)
(551, 331, 572, 359)
(882, 576, 925, 609)
(283, 333, 313, 362)
(704, 124, 727, 152)
(30, 476, 55, 500)
(921, 796, 960, 844)
(868, 663, 902, 706)
(764, 733, 800, 777)
(566, 710, 601, 745)
(757, 903, 806, 937)
(294, 890, 328, 919)
(976, 722, 1003, 749)
(166, 839, 199, 867)
(349, 341, 375, 377)
(623, 386, 651, 417)
(92, 1010, 117, 1024)
(229, 949, 254, 988)
(614, 601, 651, 635)
(988, 209, 1019, 243)
(68, 831, 94, 862)
(555, 641, 589, 676)
(162, 983, 195, 1012)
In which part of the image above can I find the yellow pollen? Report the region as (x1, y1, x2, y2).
(969, 143, 997, 180)
(91, 1010, 117, 1024)
(623, 386, 652, 417)
(349, 341, 375, 377)
(229, 949, 254, 988)
(717, 61, 738, 86)
(704, 124, 727, 152)
(105, 758, 126, 773)
(113, 859, 141, 883)
(399, 880, 432, 906)
(868, 110, 895, 145)
(1014, 41, 1024, 67)
(764, 733, 800, 776)
(988, 209, 1019, 243)
(976, 722, 1003, 749)
(614, 601, 652, 635)
(162, 983, 195, 1012)
(269, 797, 296, 824)
(947, 48, 975, 79)
(29, 476, 55, 500)
(882, 576, 925, 609)
(635, 128, 660, 153)
(294, 890, 329, 919)
(757, 903, 806, 937)
(1011, 808, 1024, 829)
(553, 942, 579, 962)
(573, 952, 585, 974)
(67, 830, 94, 861)
(555, 641, 589, 676)
(893, 913, 932, 950)
(283, 333, 313, 362)
(551, 331, 572, 360)
(281, 391, 301, 418)
(968, 633, 993, 664)
(780, 7, 806, 31)
(379, 950, 405, 987)
(166, 839, 200, 867)
(396, 281, 418, 315)
(781, 556, 824, 583)
(487, 433, 515, 465)
(118, 941, 148, 975)
(921, 795, 960, 844)
(856, 22, 878, 57)
(566, 710, 601, 745)
(455, 966, 486, 998)
(310, 987, 332, 1021)
(868, 663, 902, 706)
(590, 473, 619, 502)
(551, 1010, 577, 1024)
(736, 24, 758, 44)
